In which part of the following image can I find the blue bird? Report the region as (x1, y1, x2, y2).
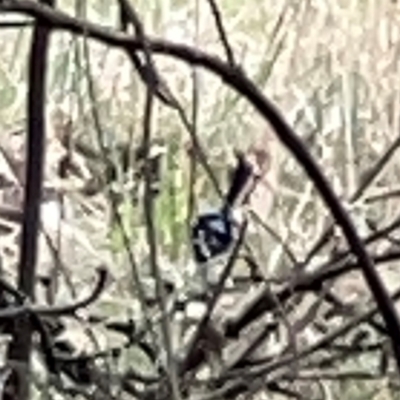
(191, 152, 256, 263)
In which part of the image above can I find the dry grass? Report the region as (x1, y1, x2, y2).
(1, 0, 400, 398)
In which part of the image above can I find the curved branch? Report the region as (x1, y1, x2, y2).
(0, 267, 107, 320)
(35, 266, 108, 316)
(3, 0, 400, 373)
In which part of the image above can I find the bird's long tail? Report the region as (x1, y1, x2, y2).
(223, 152, 257, 209)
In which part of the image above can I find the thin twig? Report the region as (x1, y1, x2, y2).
(0, 267, 107, 318)
(186, 0, 200, 239)
(117, 2, 181, 397)
(206, 0, 236, 66)
(181, 222, 247, 374)
(80, 20, 159, 359)
(0, 20, 33, 28)
(142, 80, 182, 400)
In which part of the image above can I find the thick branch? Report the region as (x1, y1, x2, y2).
(6, 1, 54, 399)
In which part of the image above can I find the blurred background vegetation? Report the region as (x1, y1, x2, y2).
(1, 0, 400, 399)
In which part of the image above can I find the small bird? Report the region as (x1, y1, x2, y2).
(191, 152, 257, 263)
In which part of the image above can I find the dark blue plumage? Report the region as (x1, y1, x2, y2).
(191, 153, 254, 263)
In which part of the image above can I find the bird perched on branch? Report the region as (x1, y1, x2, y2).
(191, 151, 259, 263)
